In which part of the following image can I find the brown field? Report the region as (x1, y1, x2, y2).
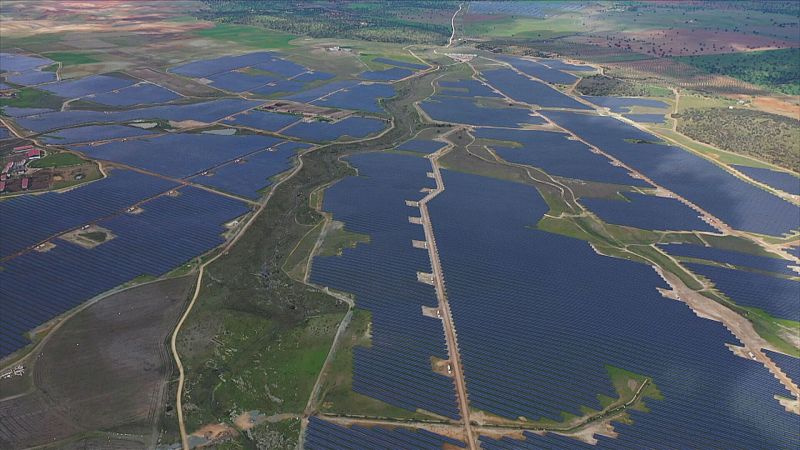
(0, 1, 208, 37)
(0, 276, 192, 449)
(605, 58, 768, 95)
(579, 29, 797, 57)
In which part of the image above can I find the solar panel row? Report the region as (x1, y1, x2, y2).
(427, 169, 798, 448)
(310, 153, 460, 419)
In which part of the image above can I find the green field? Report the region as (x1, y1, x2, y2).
(196, 23, 297, 49)
(43, 51, 100, 66)
(28, 152, 85, 168)
(0, 87, 64, 109)
(675, 49, 800, 95)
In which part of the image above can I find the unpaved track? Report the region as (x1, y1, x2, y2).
(417, 128, 477, 448)
(448, 3, 463, 48)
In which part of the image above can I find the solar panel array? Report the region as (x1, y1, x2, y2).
(766, 350, 800, 387)
(660, 243, 798, 276)
(311, 83, 395, 113)
(190, 141, 309, 199)
(224, 109, 301, 132)
(684, 263, 800, 321)
(305, 416, 465, 449)
(39, 74, 136, 98)
(359, 67, 413, 81)
(499, 56, 578, 85)
(310, 153, 460, 419)
(427, 169, 798, 448)
(581, 192, 716, 232)
(474, 127, 649, 187)
(0, 187, 250, 357)
(542, 111, 800, 236)
(420, 95, 544, 127)
(85, 82, 180, 106)
(40, 125, 155, 145)
(15, 98, 262, 133)
(282, 117, 387, 142)
(581, 96, 669, 113)
(437, 80, 501, 98)
(0, 169, 178, 258)
(0, 52, 56, 86)
(733, 165, 800, 196)
(72, 133, 282, 179)
(481, 68, 591, 109)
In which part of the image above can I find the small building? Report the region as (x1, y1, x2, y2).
(0, 181, 5, 192)
(13, 144, 33, 153)
(2, 162, 13, 174)
(26, 149, 42, 159)
(21, 177, 29, 190)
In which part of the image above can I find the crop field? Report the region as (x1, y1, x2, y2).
(73, 133, 282, 179)
(420, 95, 544, 127)
(310, 153, 460, 419)
(686, 263, 800, 322)
(733, 165, 800, 196)
(0, 187, 249, 357)
(475, 128, 647, 187)
(371, 57, 427, 70)
(480, 68, 591, 109)
(306, 417, 465, 449)
(542, 111, 800, 236)
(191, 141, 309, 199)
(428, 169, 798, 448)
(281, 117, 387, 142)
(660, 243, 798, 277)
(581, 192, 716, 232)
(0, 276, 191, 449)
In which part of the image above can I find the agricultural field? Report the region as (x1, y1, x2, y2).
(1, 2, 799, 450)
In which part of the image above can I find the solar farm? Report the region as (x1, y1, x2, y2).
(0, 2, 798, 449)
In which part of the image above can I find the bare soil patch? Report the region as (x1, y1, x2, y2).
(0, 276, 192, 448)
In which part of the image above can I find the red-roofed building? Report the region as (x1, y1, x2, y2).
(21, 177, 29, 190)
(2, 162, 12, 174)
(26, 149, 42, 159)
(13, 144, 33, 153)
(0, 181, 5, 192)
